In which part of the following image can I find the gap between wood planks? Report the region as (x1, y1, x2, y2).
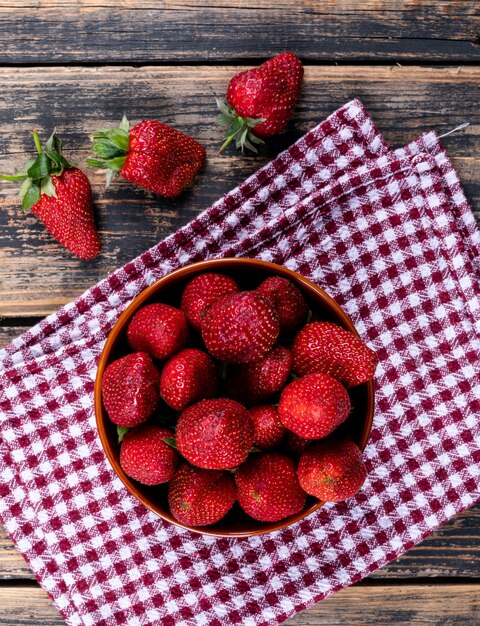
(0, 57, 479, 69)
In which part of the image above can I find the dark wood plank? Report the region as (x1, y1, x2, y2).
(285, 584, 480, 625)
(0, 1, 478, 63)
(0, 65, 479, 317)
(0, 583, 479, 625)
(0, 326, 23, 346)
(0, 587, 64, 625)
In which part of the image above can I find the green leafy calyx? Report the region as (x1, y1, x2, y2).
(216, 99, 265, 154)
(0, 130, 73, 211)
(86, 115, 131, 188)
(162, 437, 178, 450)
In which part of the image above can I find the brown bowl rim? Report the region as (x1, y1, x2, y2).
(94, 258, 375, 538)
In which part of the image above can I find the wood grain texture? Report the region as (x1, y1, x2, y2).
(0, 583, 479, 625)
(0, 1, 478, 63)
(0, 65, 479, 317)
(285, 584, 480, 625)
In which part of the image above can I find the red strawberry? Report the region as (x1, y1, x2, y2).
(298, 439, 367, 502)
(120, 425, 178, 485)
(0, 130, 100, 260)
(102, 352, 160, 427)
(278, 373, 350, 439)
(176, 398, 253, 470)
(235, 452, 306, 522)
(168, 463, 236, 527)
(284, 431, 311, 458)
(256, 276, 308, 334)
(248, 405, 285, 450)
(181, 272, 239, 331)
(127, 303, 189, 361)
(160, 348, 218, 411)
(217, 52, 304, 153)
(202, 291, 279, 364)
(292, 322, 378, 387)
(225, 344, 292, 405)
(88, 116, 205, 197)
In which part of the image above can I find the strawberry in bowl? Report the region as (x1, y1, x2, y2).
(95, 258, 376, 537)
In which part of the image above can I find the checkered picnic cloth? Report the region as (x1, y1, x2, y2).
(0, 99, 479, 626)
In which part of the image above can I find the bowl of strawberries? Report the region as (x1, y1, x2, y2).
(94, 258, 377, 537)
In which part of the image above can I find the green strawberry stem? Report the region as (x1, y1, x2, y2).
(86, 115, 131, 188)
(216, 99, 265, 155)
(217, 133, 237, 156)
(0, 172, 27, 181)
(162, 437, 178, 450)
(33, 130, 42, 154)
(0, 129, 73, 211)
(117, 425, 129, 443)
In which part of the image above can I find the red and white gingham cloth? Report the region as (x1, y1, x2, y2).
(0, 99, 480, 626)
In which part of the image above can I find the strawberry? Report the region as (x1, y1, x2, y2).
(216, 52, 304, 153)
(225, 344, 292, 405)
(120, 425, 178, 485)
(102, 352, 160, 427)
(176, 398, 253, 470)
(168, 463, 236, 527)
(202, 291, 279, 364)
(181, 272, 239, 331)
(256, 276, 308, 334)
(235, 452, 306, 522)
(292, 322, 378, 387)
(284, 431, 311, 458)
(278, 373, 350, 439)
(248, 405, 285, 450)
(0, 130, 100, 260)
(298, 439, 367, 502)
(160, 348, 218, 411)
(127, 303, 189, 361)
(87, 116, 206, 197)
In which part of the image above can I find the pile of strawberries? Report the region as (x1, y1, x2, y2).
(101, 272, 378, 528)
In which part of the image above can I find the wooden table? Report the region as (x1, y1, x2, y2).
(0, 2, 479, 624)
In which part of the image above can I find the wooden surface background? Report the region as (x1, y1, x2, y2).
(0, 1, 479, 624)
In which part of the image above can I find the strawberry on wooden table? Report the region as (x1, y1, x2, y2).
(168, 463, 237, 527)
(160, 348, 218, 411)
(127, 303, 189, 361)
(216, 52, 304, 153)
(181, 272, 239, 331)
(292, 321, 378, 387)
(176, 398, 253, 470)
(0, 130, 100, 259)
(120, 425, 178, 485)
(101, 352, 160, 427)
(87, 116, 206, 197)
(235, 452, 306, 522)
(278, 372, 351, 439)
(298, 439, 367, 502)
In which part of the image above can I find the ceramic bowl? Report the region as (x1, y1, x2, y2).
(94, 258, 375, 537)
